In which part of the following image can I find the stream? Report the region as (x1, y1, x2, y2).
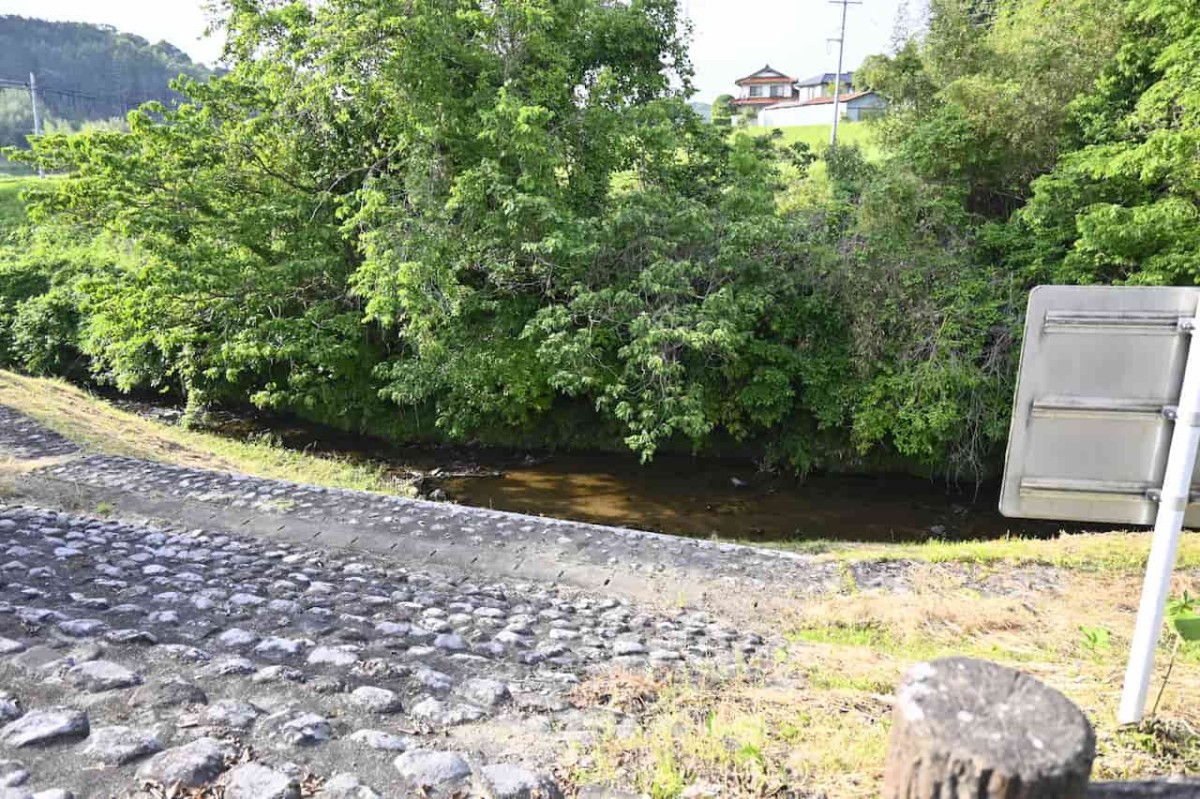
(105, 397, 1081, 544)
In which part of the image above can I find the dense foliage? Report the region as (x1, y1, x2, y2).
(2, 0, 1197, 478)
(0, 16, 213, 164)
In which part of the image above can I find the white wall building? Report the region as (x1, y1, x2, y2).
(758, 90, 887, 128)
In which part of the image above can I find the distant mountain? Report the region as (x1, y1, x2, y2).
(0, 15, 214, 167)
(689, 101, 712, 122)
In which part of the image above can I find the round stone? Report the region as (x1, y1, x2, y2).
(82, 725, 163, 766)
(320, 773, 381, 799)
(349, 687, 402, 714)
(137, 737, 229, 789)
(458, 678, 511, 709)
(0, 695, 20, 724)
(216, 628, 259, 649)
(277, 713, 332, 746)
(130, 679, 208, 709)
(480, 764, 562, 799)
(410, 698, 487, 726)
(0, 708, 89, 747)
(348, 729, 410, 751)
(255, 637, 306, 658)
(221, 762, 300, 799)
(56, 619, 107, 638)
(307, 646, 360, 667)
(65, 661, 142, 693)
(199, 700, 259, 730)
(613, 640, 647, 656)
(208, 657, 257, 676)
(433, 634, 468, 652)
(393, 750, 471, 788)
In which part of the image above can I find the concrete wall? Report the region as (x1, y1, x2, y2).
(758, 103, 831, 127)
(758, 93, 886, 127)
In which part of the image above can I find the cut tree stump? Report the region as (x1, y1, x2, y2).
(883, 657, 1096, 799)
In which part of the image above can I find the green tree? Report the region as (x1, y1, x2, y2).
(712, 94, 735, 126)
(861, 0, 1124, 216)
(1018, 0, 1200, 286)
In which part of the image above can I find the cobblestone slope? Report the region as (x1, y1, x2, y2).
(0, 503, 764, 798)
(0, 403, 1079, 798)
(0, 407, 78, 461)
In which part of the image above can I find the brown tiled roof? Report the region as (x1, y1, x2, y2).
(732, 95, 794, 107)
(735, 64, 796, 86)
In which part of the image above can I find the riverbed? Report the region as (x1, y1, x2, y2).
(105, 397, 1078, 544)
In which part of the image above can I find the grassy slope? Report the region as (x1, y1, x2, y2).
(0, 177, 31, 233)
(752, 121, 879, 157)
(757, 530, 1200, 573)
(0, 370, 412, 495)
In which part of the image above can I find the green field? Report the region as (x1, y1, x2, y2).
(0, 176, 32, 234)
(753, 121, 879, 158)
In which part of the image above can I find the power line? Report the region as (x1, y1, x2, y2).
(29, 72, 43, 177)
(0, 73, 152, 179)
(828, 0, 863, 147)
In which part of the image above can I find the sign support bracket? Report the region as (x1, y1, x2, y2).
(1118, 298, 1200, 724)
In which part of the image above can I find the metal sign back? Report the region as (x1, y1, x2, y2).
(1000, 285, 1200, 525)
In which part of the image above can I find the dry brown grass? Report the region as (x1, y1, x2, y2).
(577, 566, 1200, 798)
(571, 668, 664, 714)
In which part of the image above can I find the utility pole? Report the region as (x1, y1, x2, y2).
(828, 0, 862, 148)
(28, 71, 44, 177)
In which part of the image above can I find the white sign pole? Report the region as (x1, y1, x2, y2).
(1118, 301, 1200, 724)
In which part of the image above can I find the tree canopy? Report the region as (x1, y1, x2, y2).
(3, 0, 1198, 479)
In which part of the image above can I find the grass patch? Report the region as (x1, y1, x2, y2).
(752, 121, 879, 158)
(741, 530, 1200, 573)
(0, 369, 414, 496)
(0, 176, 32, 235)
(576, 567, 1200, 797)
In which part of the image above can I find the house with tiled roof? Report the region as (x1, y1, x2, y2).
(731, 65, 800, 110)
(795, 72, 855, 101)
(729, 65, 886, 126)
(759, 90, 886, 127)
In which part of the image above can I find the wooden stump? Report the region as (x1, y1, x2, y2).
(883, 657, 1096, 799)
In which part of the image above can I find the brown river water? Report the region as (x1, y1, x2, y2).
(107, 398, 1082, 544)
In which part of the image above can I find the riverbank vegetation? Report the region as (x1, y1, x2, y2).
(0, 369, 412, 494)
(1, 0, 1198, 482)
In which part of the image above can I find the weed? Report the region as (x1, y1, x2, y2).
(1081, 625, 1112, 659)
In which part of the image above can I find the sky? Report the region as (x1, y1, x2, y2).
(2, 0, 912, 102)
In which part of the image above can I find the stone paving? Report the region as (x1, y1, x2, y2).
(33, 452, 855, 605)
(0, 407, 78, 461)
(0, 403, 1087, 797)
(0, 503, 765, 798)
(1, 406, 1073, 610)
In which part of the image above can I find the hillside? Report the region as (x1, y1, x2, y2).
(0, 16, 213, 169)
(754, 121, 879, 158)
